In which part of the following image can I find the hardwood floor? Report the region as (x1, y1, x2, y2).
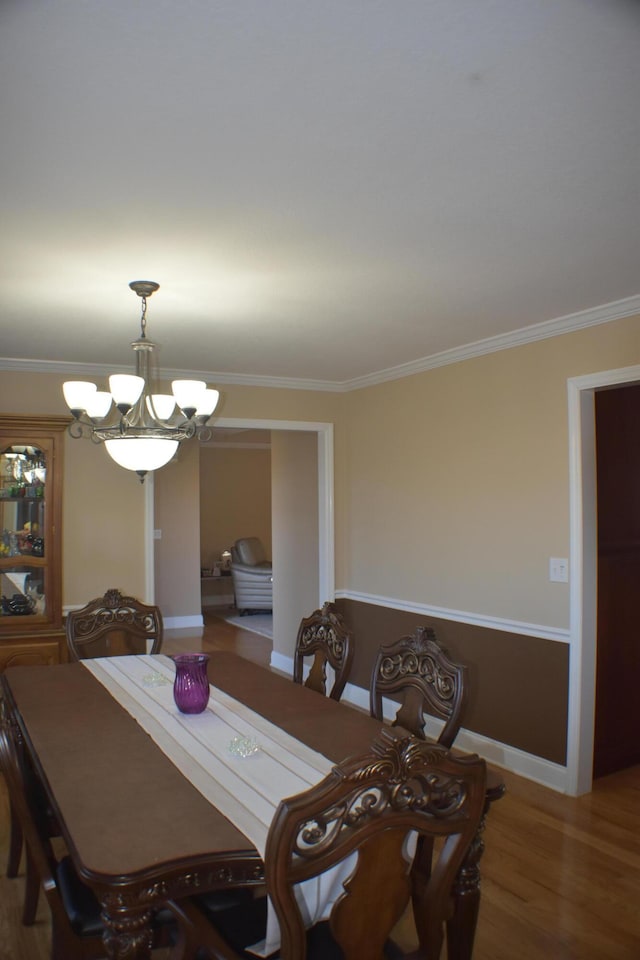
(163, 609, 273, 667)
(472, 763, 640, 959)
(1, 612, 639, 958)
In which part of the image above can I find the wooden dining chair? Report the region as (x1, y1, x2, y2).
(65, 587, 163, 661)
(11, 587, 163, 926)
(369, 625, 468, 749)
(2, 676, 61, 929)
(168, 725, 487, 960)
(5, 751, 59, 927)
(6, 589, 163, 912)
(0, 718, 112, 958)
(0, 720, 175, 959)
(293, 601, 354, 702)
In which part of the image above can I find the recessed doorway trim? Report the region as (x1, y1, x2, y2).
(144, 417, 334, 608)
(567, 363, 640, 795)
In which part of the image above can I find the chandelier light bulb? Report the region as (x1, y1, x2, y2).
(147, 394, 177, 421)
(63, 381, 97, 416)
(109, 374, 145, 412)
(105, 438, 179, 474)
(196, 388, 220, 419)
(85, 391, 113, 419)
(171, 379, 207, 418)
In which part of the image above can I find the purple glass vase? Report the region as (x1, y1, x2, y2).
(172, 654, 210, 714)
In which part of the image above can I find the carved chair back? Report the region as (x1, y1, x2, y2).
(369, 626, 468, 748)
(168, 727, 486, 960)
(266, 726, 486, 960)
(65, 588, 163, 661)
(293, 601, 354, 701)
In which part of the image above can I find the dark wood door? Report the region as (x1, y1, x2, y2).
(593, 383, 640, 779)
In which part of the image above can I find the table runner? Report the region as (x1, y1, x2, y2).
(82, 655, 354, 955)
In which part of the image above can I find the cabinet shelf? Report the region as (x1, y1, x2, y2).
(0, 496, 46, 503)
(0, 556, 47, 568)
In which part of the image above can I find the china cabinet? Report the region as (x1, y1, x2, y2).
(0, 414, 68, 669)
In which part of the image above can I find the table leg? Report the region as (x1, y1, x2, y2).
(446, 823, 483, 960)
(446, 780, 505, 960)
(101, 902, 154, 960)
(6, 799, 22, 878)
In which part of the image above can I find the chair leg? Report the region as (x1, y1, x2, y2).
(411, 834, 434, 952)
(22, 846, 40, 925)
(167, 899, 242, 960)
(50, 920, 72, 960)
(7, 799, 23, 878)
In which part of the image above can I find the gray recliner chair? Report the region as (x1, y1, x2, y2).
(230, 537, 273, 614)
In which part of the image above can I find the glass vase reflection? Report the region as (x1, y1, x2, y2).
(172, 654, 210, 714)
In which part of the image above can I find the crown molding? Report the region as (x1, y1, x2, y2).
(1, 292, 638, 393)
(0, 357, 344, 392)
(341, 292, 640, 391)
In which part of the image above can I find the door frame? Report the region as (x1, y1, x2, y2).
(144, 416, 334, 609)
(567, 363, 640, 795)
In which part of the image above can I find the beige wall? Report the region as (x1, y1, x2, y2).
(199, 444, 272, 568)
(62, 430, 148, 604)
(271, 432, 319, 657)
(342, 314, 640, 628)
(212, 384, 342, 424)
(154, 438, 202, 619)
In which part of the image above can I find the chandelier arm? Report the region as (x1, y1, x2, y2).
(68, 419, 91, 440)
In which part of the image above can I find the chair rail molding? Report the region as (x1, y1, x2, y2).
(334, 590, 571, 643)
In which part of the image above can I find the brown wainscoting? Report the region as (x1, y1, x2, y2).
(335, 598, 569, 765)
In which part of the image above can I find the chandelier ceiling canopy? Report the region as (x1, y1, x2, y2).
(62, 281, 219, 481)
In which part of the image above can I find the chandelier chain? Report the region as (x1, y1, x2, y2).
(140, 296, 148, 339)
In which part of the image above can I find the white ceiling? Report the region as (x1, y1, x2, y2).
(1, 0, 639, 388)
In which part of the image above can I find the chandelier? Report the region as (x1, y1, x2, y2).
(62, 281, 219, 482)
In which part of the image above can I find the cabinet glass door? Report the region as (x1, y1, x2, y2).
(0, 443, 48, 620)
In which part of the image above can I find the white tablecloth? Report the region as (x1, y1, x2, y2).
(83, 655, 354, 955)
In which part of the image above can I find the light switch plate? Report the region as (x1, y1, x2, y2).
(549, 557, 569, 582)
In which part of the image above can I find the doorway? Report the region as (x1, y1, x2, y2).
(567, 363, 640, 795)
(199, 427, 273, 616)
(148, 417, 334, 657)
(592, 383, 640, 778)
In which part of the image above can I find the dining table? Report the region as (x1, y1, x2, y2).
(0, 650, 504, 960)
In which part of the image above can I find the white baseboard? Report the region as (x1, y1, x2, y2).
(270, 651, 570, 794)
(270, 651, 294, 675)
(163, 615, 204, 629)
